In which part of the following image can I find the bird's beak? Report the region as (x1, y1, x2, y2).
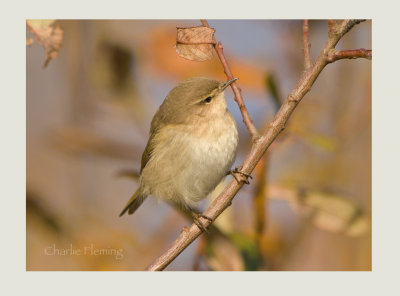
(220, 77, 238, 91)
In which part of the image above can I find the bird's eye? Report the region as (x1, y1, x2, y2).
(203, 96, 212, 103)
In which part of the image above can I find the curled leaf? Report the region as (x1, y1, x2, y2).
(26, 20, 63, 68)
(176, 26, 216, 61)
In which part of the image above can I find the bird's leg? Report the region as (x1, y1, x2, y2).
(189, 208, 213, 233)
(227, 166, 253, 184)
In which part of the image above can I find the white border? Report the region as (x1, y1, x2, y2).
(2, 0, 399, 295)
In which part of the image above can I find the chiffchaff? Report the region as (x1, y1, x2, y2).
(119, 77, 239, 230)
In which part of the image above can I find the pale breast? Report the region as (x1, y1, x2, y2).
(140, 111, 238, 207)
(180, 112, 238, 205)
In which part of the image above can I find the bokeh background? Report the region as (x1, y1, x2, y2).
(26, 20, 371, 271)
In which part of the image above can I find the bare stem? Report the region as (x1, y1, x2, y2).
(201, 19, 260, 140)
(145, 19, 368, 271)
(327, 48, 372, 62)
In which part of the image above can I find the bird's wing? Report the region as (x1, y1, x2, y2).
(140, 133, 155, 173)
(140, 108, 166, 173)
(140, 97, 188, 172)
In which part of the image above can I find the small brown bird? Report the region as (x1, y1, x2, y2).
(120, 77, 239, 230)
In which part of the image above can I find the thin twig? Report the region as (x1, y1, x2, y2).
(302, 20, 312, 70)
(145, 19, 368, 271)
(327, 48, 372, 62)
(201, 19, 260, 141)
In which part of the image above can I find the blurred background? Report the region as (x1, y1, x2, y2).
(26, 20, 371, 271)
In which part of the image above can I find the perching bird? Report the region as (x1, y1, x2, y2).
(120, 77, 239, 231)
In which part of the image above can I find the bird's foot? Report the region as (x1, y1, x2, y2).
(190, 210, 213, 233)
(227, 166, 253, 184)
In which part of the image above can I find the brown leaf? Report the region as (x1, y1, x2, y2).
(176, 26, 216, 61)
(148, 27, 267, 92)
(26, 20, 63, 68)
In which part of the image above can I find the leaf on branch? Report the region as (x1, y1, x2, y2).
(176, 26, 216, 61)
(26, 19, 64, 68)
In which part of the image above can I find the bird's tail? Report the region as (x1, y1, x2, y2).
(119, 189, 147, 217)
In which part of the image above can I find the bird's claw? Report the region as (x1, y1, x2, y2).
(191, 211, 212, 233)
(227, 167, 253, 184)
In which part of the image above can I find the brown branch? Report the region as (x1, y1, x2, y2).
(328, 19, 365, 39)
(327, 48, 372, 62)
(145, 19, 367, 271)
(302, 20, 312, 70)
(176, 40, 216, 45)
(201, 19, 260, 140)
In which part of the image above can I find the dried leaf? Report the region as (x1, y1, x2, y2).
(26, 20, 63, 67)
(148, 27, 267, 92)
(176, 26, 216, 61)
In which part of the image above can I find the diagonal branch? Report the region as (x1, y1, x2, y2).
(201, 19, 260, 140)
(145, 19, 368, 271)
